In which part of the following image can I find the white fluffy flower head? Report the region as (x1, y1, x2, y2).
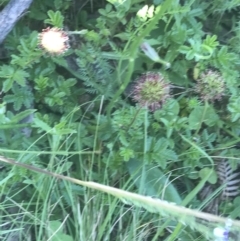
(38, 27, 69, 54)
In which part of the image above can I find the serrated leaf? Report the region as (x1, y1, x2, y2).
(19, 38, 30, 53)
(119, 132, 129, 146)
(0, 65, 14, 77)
(153, 138, 168, 152)
(10, 109, 36, 123)
(4, 84, 34, 111)
(3, 94, 15, 103)
(33, 118, 52, 132)
(2, 78, 14, 92)
(45, 10, 64, 27)
(13, 100, 22, 111)
(158, 149, 178, 162)
(119, 147, 135, 161)
(13, 69, 29, 86)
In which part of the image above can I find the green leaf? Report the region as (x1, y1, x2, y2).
(19, 38, 30, 54)
(126, 159, 182, 204)
(145, 138, 178, 168)
(0, 102, 6, 115)
(107, 0, 131, 11)
(119, 147, 135, 161)
(48, 220, 73, 241)
(34, 76, 49, 91)
(154, 99, 180, 122)
(215, 46, 238, 69)
(0, 65, 28, 92)
(45, 91, 66, 106)
(49, 220, 63, 233)
(189, 104, 220, 129)
(203, 106, 220, 127)
(199, 167, 217, 184)
(119, 132, 130, 146)
(231, 197, 240, 219)
(188, 106, 204, 130)
(114, 32, 131, 41)
(13, 69, 29, 86)
(3, 79, 14, 93)
(186, 50, 195, 60)
(154, 138, 168, 151)
(52, 128, 77, 135)
(0, 65, 14, 78)
(10, 109, 36, 123)
(227, 96, 240, 122)
(158, 149, 178, 163)
(58, 77, 77, 95)
(179, 45, 191, 54)
(203, 35, 219, 49)
(3, 84, 34, 111)
(0, 66, 14, 92)
(33, 117, 52, 132)
(45, 10, 64, 27)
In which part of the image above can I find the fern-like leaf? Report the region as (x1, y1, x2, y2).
(216, 160, 240, 199)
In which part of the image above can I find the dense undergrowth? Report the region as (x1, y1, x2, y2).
(1, 0, 240, 240)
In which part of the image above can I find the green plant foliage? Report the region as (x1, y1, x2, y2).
(3, 84, 34, 111)
(0, 65, 29, 92)
(227, 96, 240, 122)
(1, 0, 240, 240)
(188, 104, 221, 130)
(48, 220, 73, 241)
(199, 167, 218, 184)
(44, 10, 64, 27)
(127, 158, 182, 203)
